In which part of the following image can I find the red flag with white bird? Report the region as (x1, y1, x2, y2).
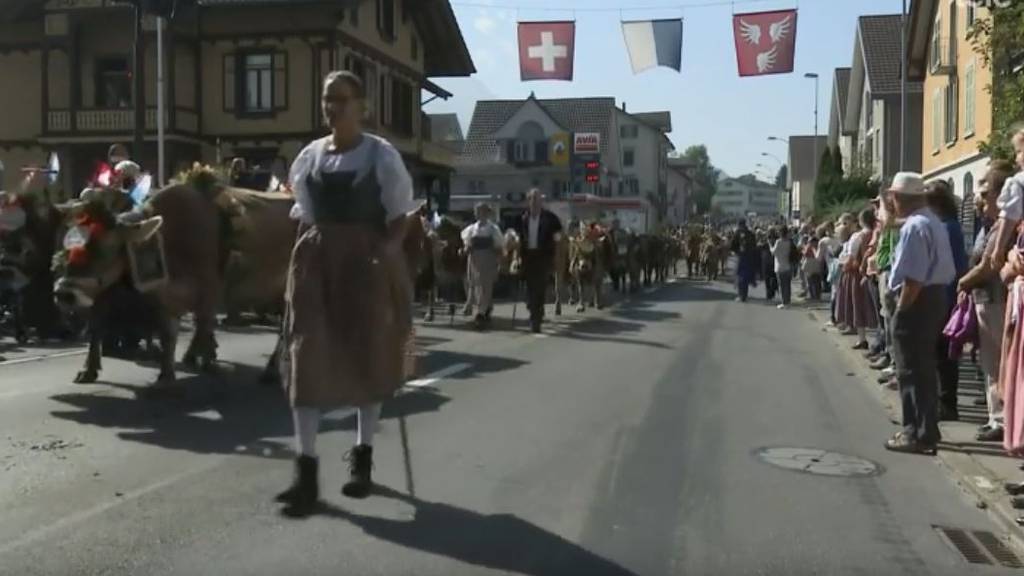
(518, 21, 576, 81)
(733, 9, 797, 77)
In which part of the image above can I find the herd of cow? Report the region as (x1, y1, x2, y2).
(0, 169, 712, 391)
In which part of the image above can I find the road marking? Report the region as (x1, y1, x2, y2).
(972, 476, 995, 491)
(0, 458, 224, 558)
(0, 349, 86, 367)
(405, 362, 472, 389)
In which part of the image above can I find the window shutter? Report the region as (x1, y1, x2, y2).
(535, 140, 547, 163)
(506, 141, 515, 162)
(273, 51, 288, 110)
(223, 54, 236, 112)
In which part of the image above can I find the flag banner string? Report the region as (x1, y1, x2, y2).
(508, 4, 797, 79)
(453, 0, 785, 12)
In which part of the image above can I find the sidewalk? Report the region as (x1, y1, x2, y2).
(807, 303, 1024, 549)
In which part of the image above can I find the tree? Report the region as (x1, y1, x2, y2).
(682, 145, 719, 214)
(970, 4, 1024, 160)
(774, 164, 788, 189)
(831, 146, 844, 180)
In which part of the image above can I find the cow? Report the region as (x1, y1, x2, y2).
(220, 189, 297, 325)
(52, 181, 231, 387)
(569, 228, 608, 313)
(605, 227, 633, 294)
(686, 228, 703, 278)
(552, 232, 571, 316)
(422, 217, 466, 322)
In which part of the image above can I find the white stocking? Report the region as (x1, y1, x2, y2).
(293, 407, 321, 457)
(357, 403, 382, 447)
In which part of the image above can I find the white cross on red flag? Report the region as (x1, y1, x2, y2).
(518, 21, 576, 81)
(732, 9, 798, 77)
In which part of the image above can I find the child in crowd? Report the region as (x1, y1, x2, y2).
(803, 237, 824, 301)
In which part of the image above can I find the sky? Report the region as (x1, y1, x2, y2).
(424, 0, 907, 180)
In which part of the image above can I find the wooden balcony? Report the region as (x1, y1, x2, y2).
(45, 108, 200, 136)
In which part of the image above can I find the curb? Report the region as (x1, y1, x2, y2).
(807, 307, 1024, 553)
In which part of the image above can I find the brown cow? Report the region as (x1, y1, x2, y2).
(53, 184, 222, 387)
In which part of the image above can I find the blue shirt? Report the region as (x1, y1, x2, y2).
(888, 207, 957, 292)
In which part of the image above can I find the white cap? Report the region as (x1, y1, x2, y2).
(114, 160, 141, 179)
(886, 172, 926, 195)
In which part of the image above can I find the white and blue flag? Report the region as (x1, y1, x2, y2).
(621, 19, 683, 74)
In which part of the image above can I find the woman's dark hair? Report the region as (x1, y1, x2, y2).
(324, 70, 365, 99)
(989, 159, 1015, 196)
(926, 180, 959, 220)
(859, 208, 877, 229)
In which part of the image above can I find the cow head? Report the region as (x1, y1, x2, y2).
(51, 197, 162, 310)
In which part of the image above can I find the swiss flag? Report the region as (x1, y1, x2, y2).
(733, 9, 797, 77)
(518, 21, 575, 81)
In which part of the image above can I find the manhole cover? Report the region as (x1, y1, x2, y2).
(756, 447, 881, 477)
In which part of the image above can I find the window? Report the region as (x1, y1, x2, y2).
(620, 125, 638, 139)
(965, 60, 976, 136)
(551, 179, 569, 199)
(513, 141, 527, 162)
(382, 76, 414, 136)
(377, 0, 396, 41)
(948, 0, 958, 62)
(533, 140, 547, 163)
(964, 172, 974, 198)
(945, 77, 959, 145)
(932, 88, 942, 152)
(345, 54, 376, 122)
(623, 149, 635, 167)
(224, 51, 287, 115)
(931, 14, 942, 70)
(622, 178, 639, 196)
(95, 57, 131, 108)
(966, 0, 976, 29)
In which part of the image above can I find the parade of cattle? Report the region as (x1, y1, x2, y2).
(0, 146, 738, 391)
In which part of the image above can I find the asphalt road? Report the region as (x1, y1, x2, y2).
(0, 279, 1019, 576)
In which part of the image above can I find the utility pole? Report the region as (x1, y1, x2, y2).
(900, 0, 907, 171)
(132, 0, 145, 161)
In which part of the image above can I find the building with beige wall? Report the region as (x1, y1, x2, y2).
(908, 0, 993, 202)
(0, 0, 473, 197)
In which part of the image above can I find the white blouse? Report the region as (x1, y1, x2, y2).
(288, 134, 416, 225)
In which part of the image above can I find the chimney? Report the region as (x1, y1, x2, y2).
(621, 102, 627, 112)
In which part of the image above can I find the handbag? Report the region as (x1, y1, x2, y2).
(942, 295, 978, 360)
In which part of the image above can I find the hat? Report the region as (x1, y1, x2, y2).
(886, 172, 926, 196)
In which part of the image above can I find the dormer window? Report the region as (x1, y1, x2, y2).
(513, 141, 527, 162)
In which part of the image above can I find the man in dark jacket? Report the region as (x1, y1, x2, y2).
(517, 189, 563, 333)
(731, 220, 759, 302)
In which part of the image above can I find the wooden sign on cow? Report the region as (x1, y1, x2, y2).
(127, 230, 170, 293)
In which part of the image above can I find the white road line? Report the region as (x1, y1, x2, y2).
(0, 458, 224, 558)
(405, 362, 472, 389)
(0, 349, 86, 367)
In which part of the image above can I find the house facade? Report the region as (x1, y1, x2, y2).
(787, 134, 827, 221)
(845, 14, 923, 183)
(453, 95, 674, 232)
(711, 176, 781, 219)
(908, 0, 993, 201)
(827, 67, 854, 173)
(0, 0, 473, 196)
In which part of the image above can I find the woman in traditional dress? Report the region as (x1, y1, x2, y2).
(460, 202, 505, 329)
(837, 209, 878, 347)
(275, 71, 416, 516)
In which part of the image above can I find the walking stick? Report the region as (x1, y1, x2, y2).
(398, 412, 416, 498)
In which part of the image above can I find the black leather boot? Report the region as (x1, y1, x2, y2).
(276, 455, 319, 516)
(341, 445, 373, 499)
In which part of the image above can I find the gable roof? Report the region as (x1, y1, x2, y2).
(428, 113, 464, 143)
(907, 0, 938, 80)
(632, 112, 672, 133)
(459, 97, 617, 165)
(834, 67, 852, 119)
(857, 14, 921, 96)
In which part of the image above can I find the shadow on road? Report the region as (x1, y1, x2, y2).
(312, 486, 638, 576)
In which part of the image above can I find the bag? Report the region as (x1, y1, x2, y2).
(942, 295, 978, 360)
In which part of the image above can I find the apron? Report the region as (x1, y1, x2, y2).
(467, 229, 499, 313)
(282, 139, 412, 408)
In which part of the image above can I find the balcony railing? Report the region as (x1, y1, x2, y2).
(46, 108, 200, 135)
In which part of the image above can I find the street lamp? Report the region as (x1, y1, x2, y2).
(767, 136, 789, 145)
(804, 72, 820, 223)
(761, 152, 783, 166)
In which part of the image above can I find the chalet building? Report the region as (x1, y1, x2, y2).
(0, 0, 474, 197)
